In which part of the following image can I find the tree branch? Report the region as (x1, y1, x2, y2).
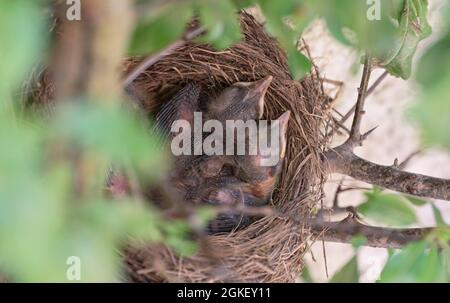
(307, 217, 432, 249)
(325, 145, 450, 201)
(322, 54, 450, 201)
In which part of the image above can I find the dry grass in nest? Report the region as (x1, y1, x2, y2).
(122, 12, 329, 283)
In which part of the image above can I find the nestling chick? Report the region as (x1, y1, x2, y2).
(186, 111, 290, 234)
(192, 175, 263, 233)
(204, 75, 273, 122)
(195, 75, 274, 181)
(233, 111, 291, 203)
(151, 82, 203, 199)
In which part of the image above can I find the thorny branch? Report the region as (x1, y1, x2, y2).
(318, 57, 450, 248)
(326, 145, 450, 201)
(337, 70, 389, 128)
(308, 217, 433, 249)
(347, 56, 372, 147)
(324, 57, 450, 201)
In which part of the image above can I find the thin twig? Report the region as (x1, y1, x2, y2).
(398, 150, 423, 170)
(337, 70, 388, 128)
(347, 56, 372, 146)
(322, 239, 329, 278)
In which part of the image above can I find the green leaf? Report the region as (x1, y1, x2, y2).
(231, 0, 254, 9)
(441, 247, 450, 282)
(379, 0, 432, 79)
(410, 71, 450, 150)
(51, 102, 169, 180)
(0, 0, 46, 95)
(351, 235, 367, 248)
(307, 0, 430, 79)
(404, 195, 427, 206)
(416, 34, 450, 88)
(258, 0, 313, 79)
(162, 220, 198, 257)
(287, 49, 312, 80)
(358, 191, 418, 226)
(311, 0, 398, 52)
(195, 206, 217, 228)
(431, 204, 447, 226)
(197, 0, 242, 49)
(300, 266, 315, 283)
(258, 0, 302, 23)
(330, 256, 359, 283)
(129, 4, 192, 55)
(380, 242, 446, 282)
(411, 12, 450, 150)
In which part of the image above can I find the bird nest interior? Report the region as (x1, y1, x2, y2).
(121, 12, 330, 283)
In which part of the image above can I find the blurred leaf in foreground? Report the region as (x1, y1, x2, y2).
(378, 0, 432, 79)
(258, 0, 313, 78)
(0, 0, 45, 95)
(196, 0, 242, 49)
(309, 0, 431, 79)
(330, 255, 359, 283)
(410, 12, 450, 150)
(358, 190, 418, 227)
(51, 102, 169, 181)
(380, 241, 446, 282)
(129, 2, 193, 55)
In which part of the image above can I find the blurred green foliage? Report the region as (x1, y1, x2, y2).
(411, 22, 450, 150)
(330, 256, 359, 283)
(1, 0, 450, 283)
(0, 0, 199, 282)
(0, 1, 45, 96)
(380, 241, 446, 282)
(357, 189, 418, 227)
(129, 0, 432, 80)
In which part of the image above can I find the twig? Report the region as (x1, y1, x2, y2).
(336, 70, 389, 128)
(398, 150, 423, 170)
(322, 238, 329, 278)
(347, 56, 372, 147)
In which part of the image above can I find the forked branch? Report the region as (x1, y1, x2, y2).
(324, 57, 450, 201)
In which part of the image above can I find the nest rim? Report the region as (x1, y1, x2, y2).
(122, 12, 329, 283)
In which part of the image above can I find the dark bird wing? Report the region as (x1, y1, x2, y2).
(152, 82, 201, 139)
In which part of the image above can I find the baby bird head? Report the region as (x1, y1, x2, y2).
(207, 75, 273, 121)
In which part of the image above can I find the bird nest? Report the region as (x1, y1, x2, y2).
(24, 11, 329, 283)
(121, 12, 329, 283)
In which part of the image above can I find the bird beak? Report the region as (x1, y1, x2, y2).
(247, 75, 273, 118)
(277, 111, 290, 159)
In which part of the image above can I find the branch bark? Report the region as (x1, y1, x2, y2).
(308, 217, 432, 249)
(325, 145, 450, 201)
